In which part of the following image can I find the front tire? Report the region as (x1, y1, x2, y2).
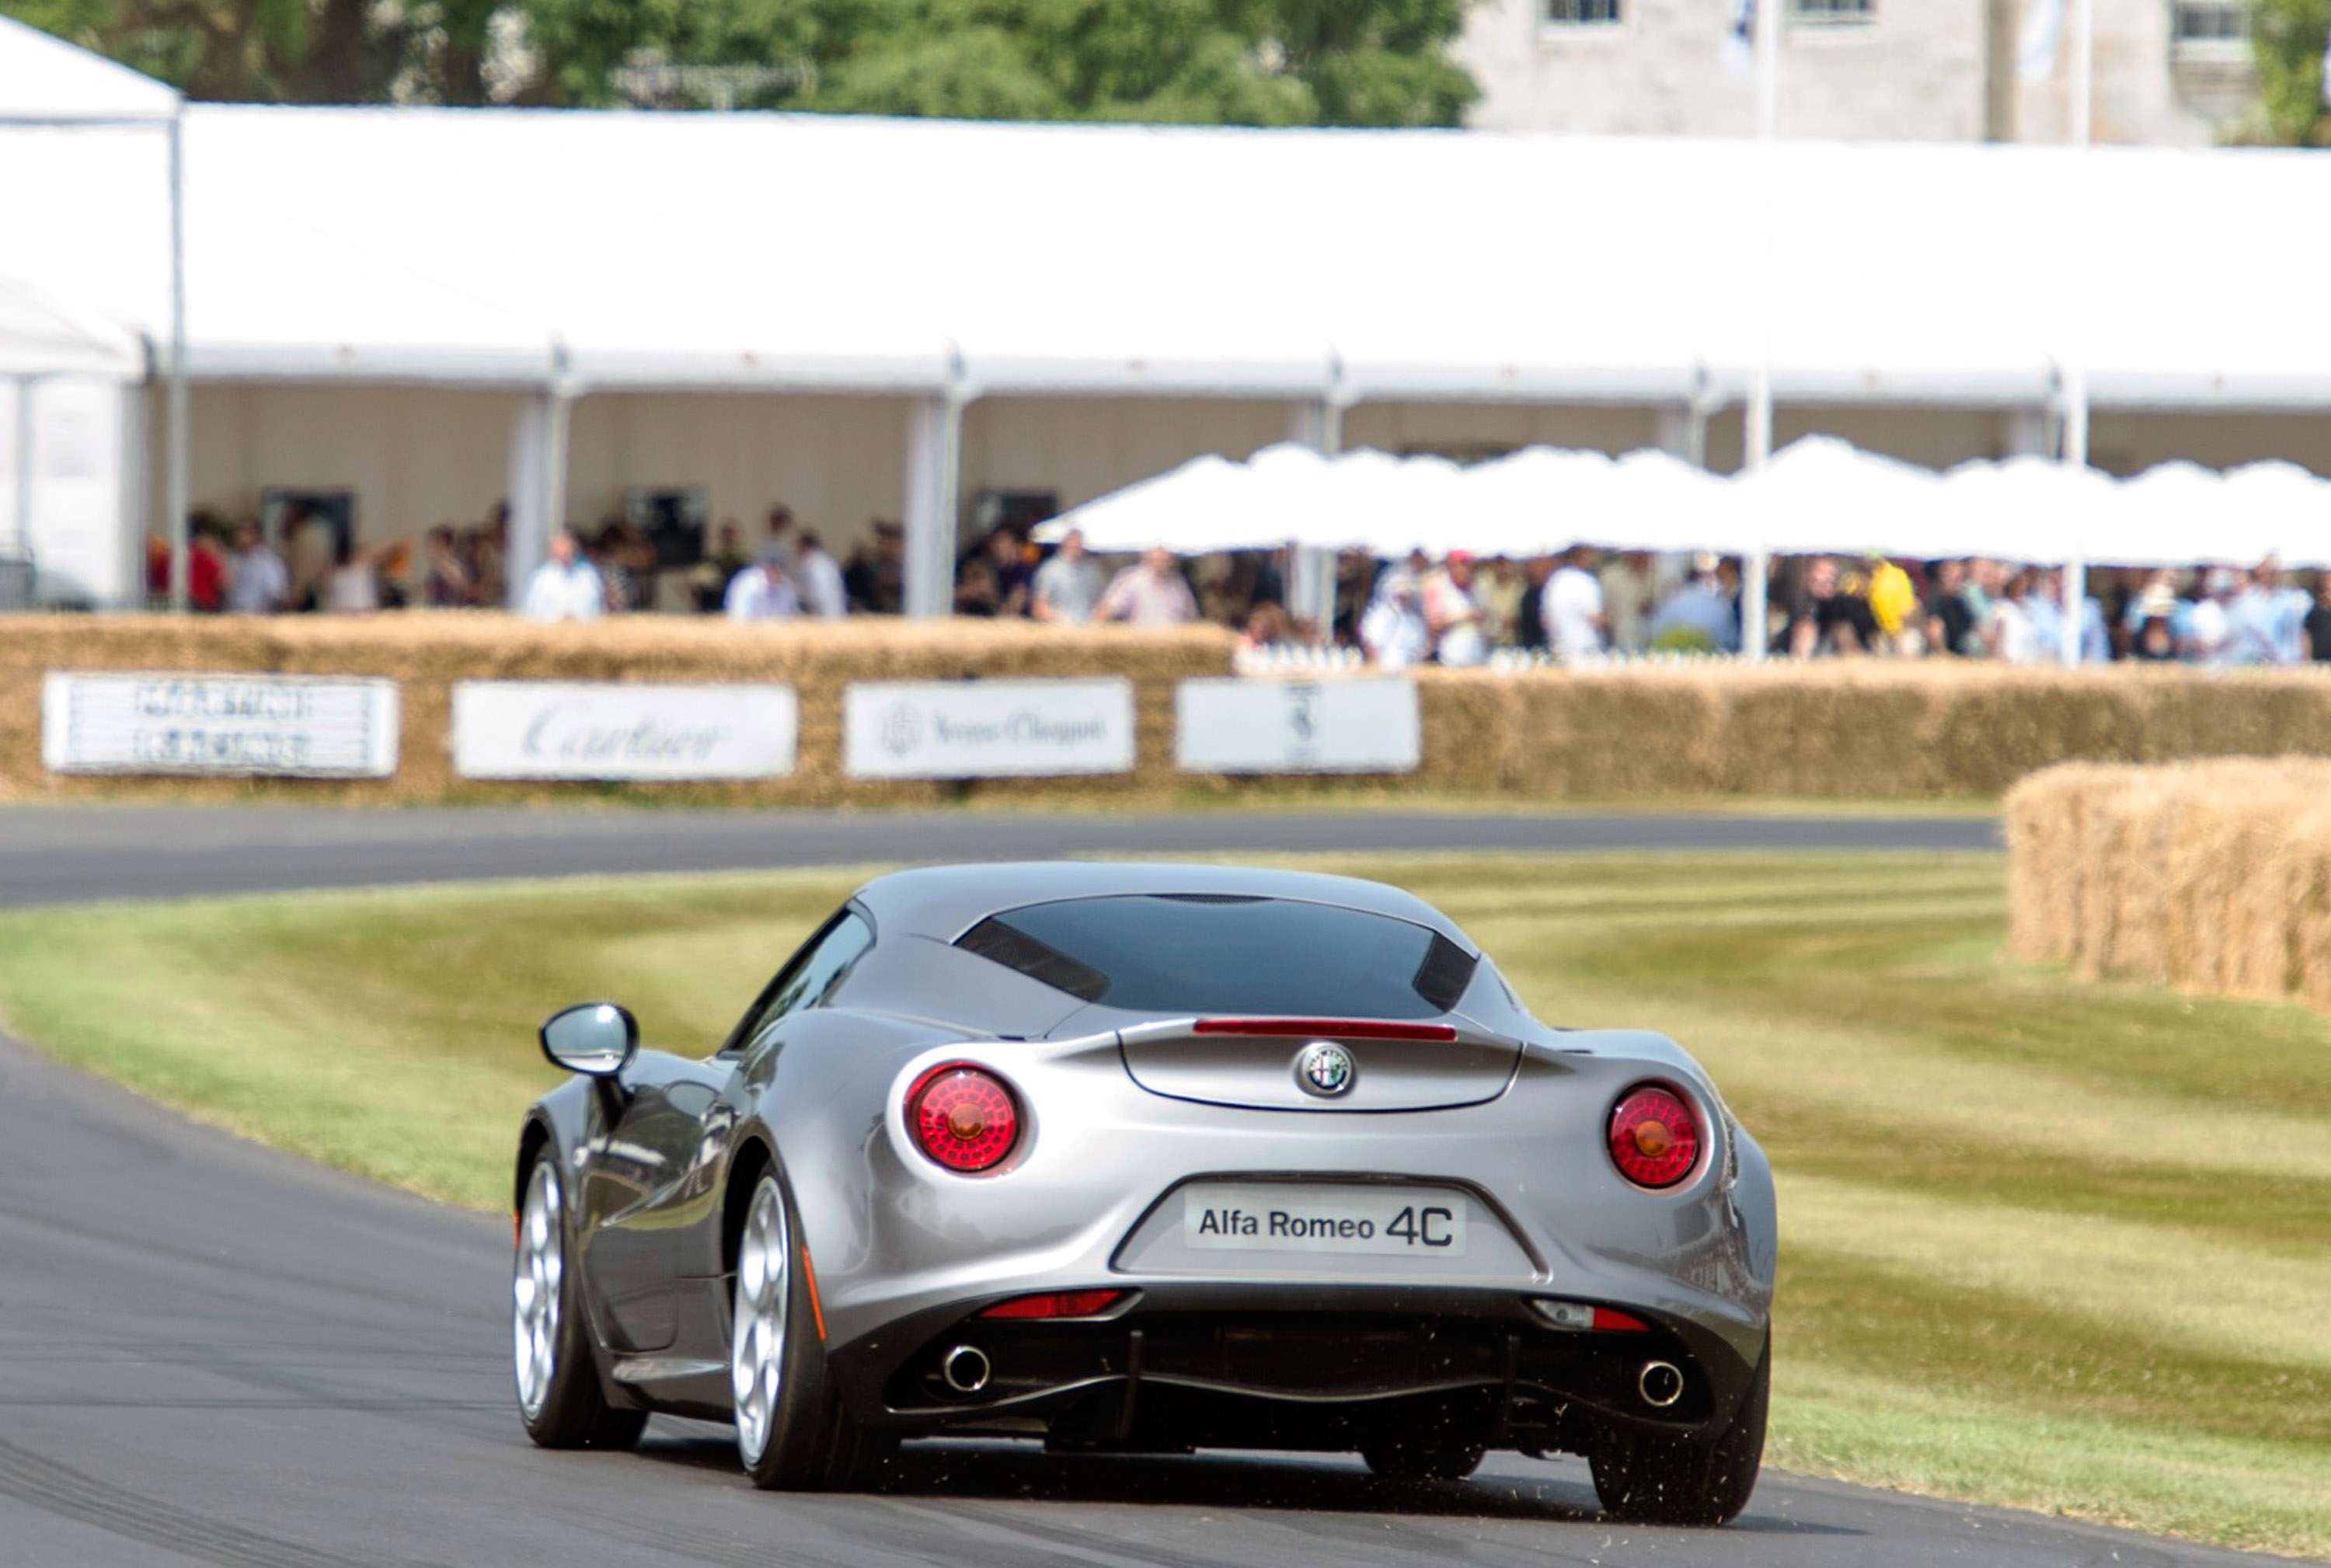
(513, 1152, 647, 1451)
(1590, 1337, 1768, 1527)
(730, 1169, 887, 1490)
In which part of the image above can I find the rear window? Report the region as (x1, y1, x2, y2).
(955, 894, 1475, 1018)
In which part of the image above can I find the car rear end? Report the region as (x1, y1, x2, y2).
(796, 886, 1774, 1467)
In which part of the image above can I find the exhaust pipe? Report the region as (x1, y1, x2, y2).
(1638, 1361, 1685, 1409)
(941, 1344, 991, 1396)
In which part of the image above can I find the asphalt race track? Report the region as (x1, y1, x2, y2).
(0, 803, 2000, 906)
(0, 803, 2304, 1568)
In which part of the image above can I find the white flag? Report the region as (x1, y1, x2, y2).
(1722, 0, 1756, 76)
(2018, 0, 2064, 82)
(2320, 19, 2331, 106)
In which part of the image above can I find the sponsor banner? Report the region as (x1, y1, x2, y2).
(42, 671, 399, 778)
(844, 678, 1134, 780)
(452, 681, 798, 781)
(1174, 678, 1420, 775)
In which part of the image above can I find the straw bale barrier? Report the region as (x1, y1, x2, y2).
(9, 617, 2331, 807)
(1409, 663, 2331, 799)
(2006, 759, 2331, 1006)
(0, 615, 1233, 807)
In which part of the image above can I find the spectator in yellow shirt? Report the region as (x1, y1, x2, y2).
(1864, 552, 1919, 653)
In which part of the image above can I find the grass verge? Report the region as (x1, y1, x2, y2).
(0, 851, 2322, 1557)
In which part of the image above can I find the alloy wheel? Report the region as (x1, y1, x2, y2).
(513, 1160, 563, 1420)
(731, 1178, 790, 1462)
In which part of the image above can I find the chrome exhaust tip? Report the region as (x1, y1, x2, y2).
(1638, 1361, 1685, 1409)
(941, 1344, 991, 1396)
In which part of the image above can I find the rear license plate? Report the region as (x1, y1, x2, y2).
(1180, 1183, 1469, 1259)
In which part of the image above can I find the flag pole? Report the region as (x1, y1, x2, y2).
(1740, 0, 1779, 664)
(2057, 0, 2092, 668)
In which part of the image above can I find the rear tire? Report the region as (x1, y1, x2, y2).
(730, 1169, 889, 1490)
(1590, 1337, 1768, 1527)
(512, 1152, 647, 1451)
(1361, 1433, 1487, 1483)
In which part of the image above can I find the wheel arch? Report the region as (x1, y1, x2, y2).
(514, 1115, 555, 1214)
(722, 1133, 777, 1281)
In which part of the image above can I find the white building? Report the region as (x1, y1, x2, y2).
(1458, 0, 2260, 145)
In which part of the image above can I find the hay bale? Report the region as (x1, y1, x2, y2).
(2006, 758, 2331, 1007)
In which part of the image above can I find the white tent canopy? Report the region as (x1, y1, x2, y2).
(0, 275, 143, 379)
(0, 12, 177, 124)
(1040, 437, 2331, 571)
(0, 106, 2329, 406)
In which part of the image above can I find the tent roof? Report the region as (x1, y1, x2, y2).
(0, 274, 144, 378)
(1044, 438, 2331, 570)
(0, 14, 178, 124)
(0, 103, 2324, 405)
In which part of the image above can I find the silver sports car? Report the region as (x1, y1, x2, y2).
(511, 862, 1777, 1524)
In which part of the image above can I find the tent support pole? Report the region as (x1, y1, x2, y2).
(164, 110, 190, 613)
(2057, 0, 2093, 668)
(10, 375, 33, 558)
(1288, 393, 1347, 643)
(2060, 369, 2089, 667)
(904, 384, 967, 620)
(503, 385, 570, 606)
(1740, 0, 1781, 663)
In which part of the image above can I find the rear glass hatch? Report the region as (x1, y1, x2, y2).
(955, 893, 1522, 1111)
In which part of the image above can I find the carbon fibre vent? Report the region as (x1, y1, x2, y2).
(1412, 934, 1476, 1013)
(956, 918, 1109, 1002)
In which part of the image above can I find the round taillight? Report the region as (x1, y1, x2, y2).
(908, 1064, 1019, 1173)
(1608, 1085, 1701, 1189)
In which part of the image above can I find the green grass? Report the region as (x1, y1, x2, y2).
(0, 850, 2323, 1557)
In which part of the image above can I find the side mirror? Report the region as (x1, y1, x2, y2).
(540, 1002, 638, 1077)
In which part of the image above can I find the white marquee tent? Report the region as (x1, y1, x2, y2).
(0, 15, 179, 606)
(1043, 437, 2331, 570)
(8, 12, 2331, 612)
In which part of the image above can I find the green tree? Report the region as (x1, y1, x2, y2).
(2253, 0, 2331, 145)
(813, 0, 1473, 125)
(2, 0, 1478, 124)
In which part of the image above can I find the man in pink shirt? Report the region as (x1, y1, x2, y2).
(1096, 546, 1199, 626)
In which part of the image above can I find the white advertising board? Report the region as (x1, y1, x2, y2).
(452, 682, 798, 781)
(844, 678, 1135, 780)
(42, 672, 399, 777)
(1174, 678, 1420, 775)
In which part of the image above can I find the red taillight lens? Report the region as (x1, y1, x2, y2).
(1607, 1085, 1701, 1189)
(908, 1064, 1019, 1173)
(977, 1289, 1128, 1320)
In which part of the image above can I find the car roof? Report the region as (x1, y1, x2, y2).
(850, 861, 1474, 952)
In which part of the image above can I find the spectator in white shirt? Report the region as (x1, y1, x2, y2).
(520, 530, 606, 622)
(1030, 528, 1106, 625)
(1361, 576, 1432, 671)
(793, 531, 848, 621)
(1540, 545, 1608, 664)
(725, 551, 802, 622)
(225, 521, 289, 615)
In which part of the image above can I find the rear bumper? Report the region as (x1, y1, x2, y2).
(828, 1283, 1760, 1456)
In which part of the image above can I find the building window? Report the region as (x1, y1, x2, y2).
(2171, 0, 2249, 54)
(1789, 0, 1874, 23)
(1544, 0, 1622, 23)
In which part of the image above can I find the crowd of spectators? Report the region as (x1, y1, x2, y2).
(152, 505, 513, 615)
(1339, 547, 2331, 667)
(145, 500, 2331, 668)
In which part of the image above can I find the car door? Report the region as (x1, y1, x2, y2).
(579, 1056, 733, 1354)
(586, 907, 876, 1359)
